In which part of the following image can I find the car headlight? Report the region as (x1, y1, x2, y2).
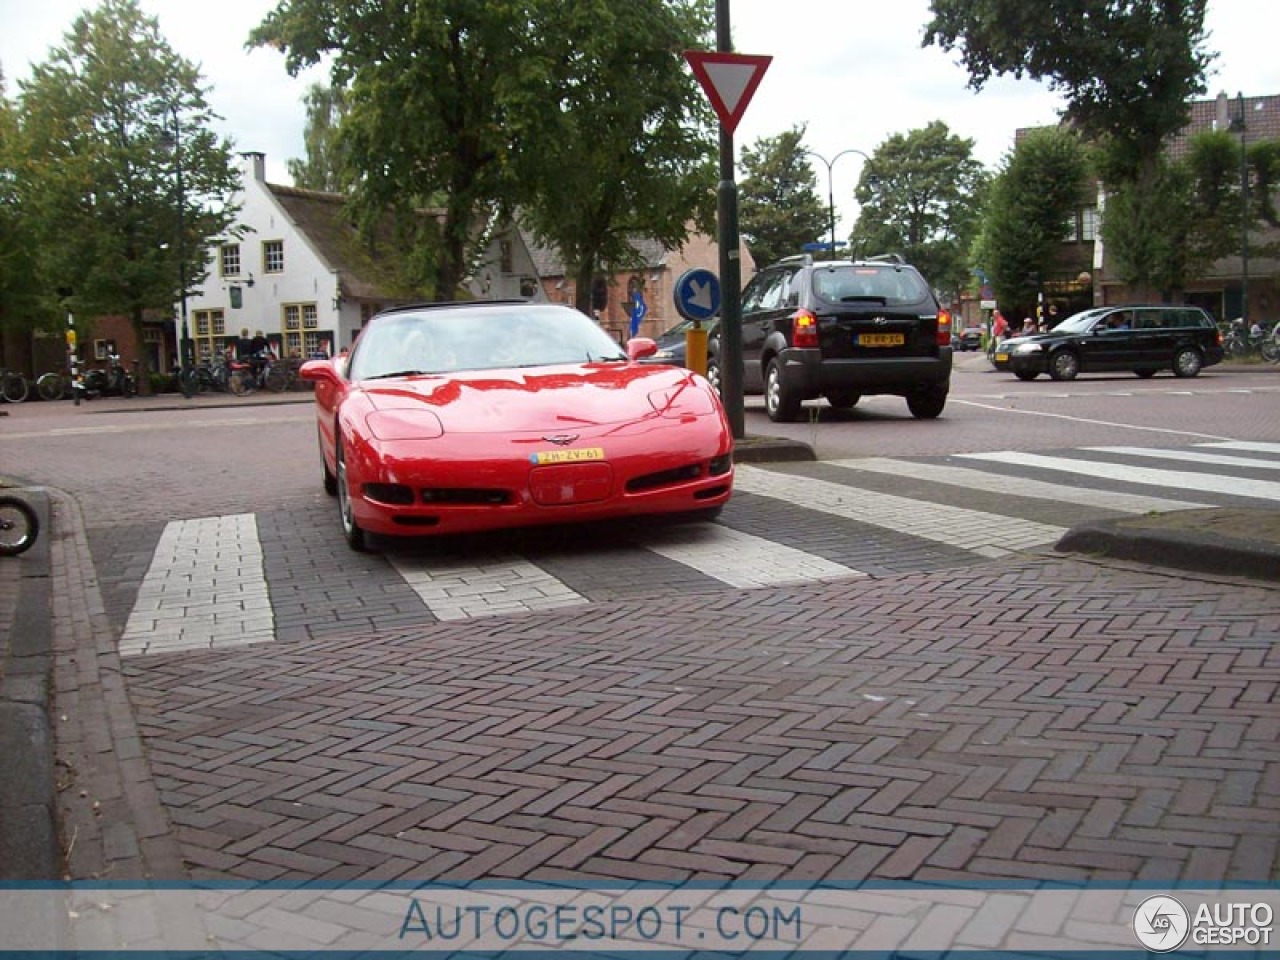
(1013, 342, 1043, 354)
(364, 409, 444, 440)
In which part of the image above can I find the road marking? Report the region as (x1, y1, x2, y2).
(0, 414, 311, 442)
(1090, 446, 1280, 471)
(960, 451, 1280, 501)
(734, 465, 1064, 558)
(639, 523, 863, 588)
(120, 514, 274, 657)
(830, 457, 1210, 514)
(392, 554, 590, 621)
(949, 398, 1236, 441)
(1203, 441, 1280, 455)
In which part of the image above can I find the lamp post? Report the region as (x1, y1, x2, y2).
(163, 106, 192, 388)
(1230, 92, 1250, 325)
(804, 148, 872, 258)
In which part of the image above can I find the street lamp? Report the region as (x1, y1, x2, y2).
(803, 148, 873, 258)
(1230, 92, 1250, 325)
(161, 106, 192, 385)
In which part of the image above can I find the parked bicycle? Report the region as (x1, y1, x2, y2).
(1, 368, 29, 404)
(35, 370, 70, 401)
(0, 493, 38, 557)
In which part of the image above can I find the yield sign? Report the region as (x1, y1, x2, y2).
(684, 51, 772, 136)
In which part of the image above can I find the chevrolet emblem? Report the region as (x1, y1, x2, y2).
(543, 434, 579, 446)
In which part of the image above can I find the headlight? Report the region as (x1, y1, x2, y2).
(1014, 342, 1043, 354)
(364, 409, 444, 440)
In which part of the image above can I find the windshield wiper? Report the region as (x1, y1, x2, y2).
(365, 369, 428, 380)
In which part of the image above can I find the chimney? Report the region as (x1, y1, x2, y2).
(1213, 92, 1229, 132)
(242, 151, 266, 182)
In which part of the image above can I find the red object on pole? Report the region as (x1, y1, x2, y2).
(683, 51, 771, 136)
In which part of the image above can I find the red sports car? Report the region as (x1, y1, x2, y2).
(299, 301, 734, 551)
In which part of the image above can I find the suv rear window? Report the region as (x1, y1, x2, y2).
(809, 265, 930, 305)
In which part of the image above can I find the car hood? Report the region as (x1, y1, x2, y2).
(358, 362, 718, 433)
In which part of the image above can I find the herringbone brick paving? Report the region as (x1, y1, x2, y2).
(124, 553, 1280, 884)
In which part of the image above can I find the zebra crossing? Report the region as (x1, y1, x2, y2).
(117, 440, 1280, 657)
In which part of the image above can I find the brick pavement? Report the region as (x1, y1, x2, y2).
(119, 552, 1279, 885)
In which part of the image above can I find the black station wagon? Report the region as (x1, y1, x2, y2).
(994, 305, 1225, 381)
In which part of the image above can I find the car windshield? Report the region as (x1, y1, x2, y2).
(347, 304, 628, 381)
(1051, 308, 1111, 334)
(810, 265, 929, 305)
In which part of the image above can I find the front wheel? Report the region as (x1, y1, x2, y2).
(0, 496, 38, 556)
(1261, 340, 1280, 364)
(906, 385, 948, 419)
(1048, 350, 1079, 381)
(336, 438, 368, 552)
(1172, 346, 1203, 378)
(263, 365, 290, 393)
(764, 358, 802, 423)
(36, 373, 66, 402)
(1, 371, 29, 403)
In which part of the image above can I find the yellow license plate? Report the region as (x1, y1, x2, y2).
(995, 352, 1009, 362)
(530, 447, 605, 465)
(858, 333, 905, 347)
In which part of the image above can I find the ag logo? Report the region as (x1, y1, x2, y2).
(1134, 895, 1190, 952)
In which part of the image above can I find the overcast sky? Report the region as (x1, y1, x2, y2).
(1, 0, 1272, 236)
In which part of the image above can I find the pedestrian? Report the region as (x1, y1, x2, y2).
(992, 309, 1008, 343)
(1021, 317, 1036, 336)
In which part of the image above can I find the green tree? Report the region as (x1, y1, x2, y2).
(514, 0, 717, 315)
(848, 121, 988, 297)
(738, 126, 828, 267)
(0, 70, 49, 345)
(972, 126, 1087, 316)
(925, 0, 1211, 296)
(288, 83, 352, 193)
(17, 0, 239, 385)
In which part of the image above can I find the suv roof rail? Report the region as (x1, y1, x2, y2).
(863, 252, 905, 265)
(775, 253, 814, 266)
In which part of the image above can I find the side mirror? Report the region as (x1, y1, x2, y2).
(299, 358, 340, 386)
(626, 337, 658, 361)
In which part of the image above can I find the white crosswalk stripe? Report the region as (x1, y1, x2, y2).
(960, 450, 1280, 501)
(120, 514, 273, 657)
(828, 457, 1210, 514)
(734, 464, 1065, 558)
(392, 554, 590, 621)
(1202, 441, 1280, 455)
(636, 523, 863, 588)
(1090, 446, 1280, 471)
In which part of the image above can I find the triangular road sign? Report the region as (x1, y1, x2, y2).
(684, 51, 772, 136)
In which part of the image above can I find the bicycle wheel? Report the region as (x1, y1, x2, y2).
(263, 365, 289, 393)
(36, 373, 66, 402)
(0, 495, 38, 557)
(1, 371, 29, 403)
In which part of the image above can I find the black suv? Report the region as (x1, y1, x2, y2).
(993, 305, 1224, 381)
(737, 253, 953, 422)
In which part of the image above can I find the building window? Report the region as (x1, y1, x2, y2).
(500, 239, 514, 274)
(220, 244, 241, 277)
(263, 240, 284, 273)
(193, 309, 225, 365)
(1062, 213, 1079, 242)
(1081, 206, 1099, 242)
(283, 302, 318, 357)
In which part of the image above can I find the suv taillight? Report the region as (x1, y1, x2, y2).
(792, 310, 819, 349)
(936, 309, 952, 347)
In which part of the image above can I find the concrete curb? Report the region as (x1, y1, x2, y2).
(0, 487, 59, 879)
(1055, 513, 1280, 582)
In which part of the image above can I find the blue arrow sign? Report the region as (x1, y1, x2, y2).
(674, 268, 721, 322)
(629, 291, 648, 338)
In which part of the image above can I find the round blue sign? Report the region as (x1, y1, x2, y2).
(674, 269, 721, 322)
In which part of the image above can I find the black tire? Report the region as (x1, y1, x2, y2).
(825, 391, 861, 410)
(1262, 340, 1280, 363)
(322, 427, 338, 496)
(1, 371, 29, 403)
(906, 385, 947, 420)
(1172, 346, 1203, 378)
(1048, 350, 1079, 381)
(83, 369, 109, 394)
(1014, 370, 1039, 381)
(228, 372, 251, 397)
(764, 357, 802, 423)
(0, 495, 38, 557)
(336, 437, 368, 552)
(36, 373, 65, 402)
(1135, 369, 1158, 379)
